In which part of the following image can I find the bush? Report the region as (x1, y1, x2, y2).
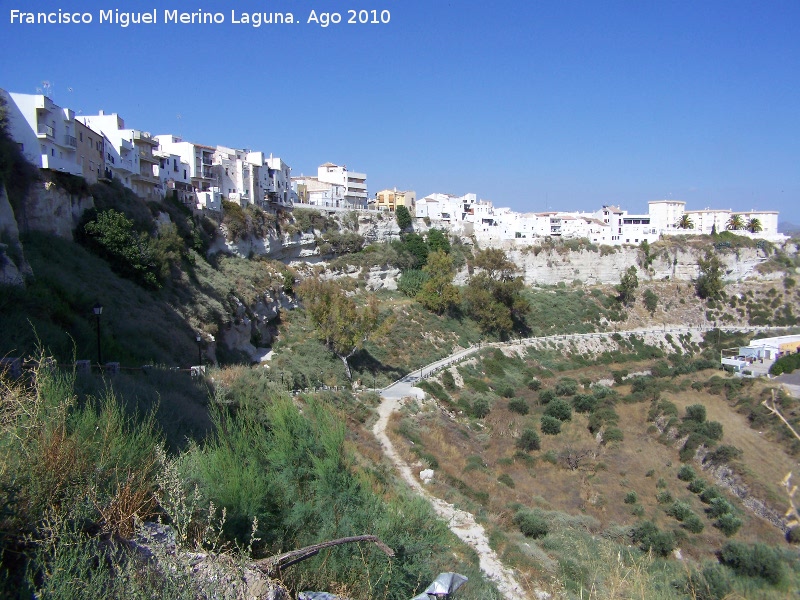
(715, 513, 743, 537)
(677, 465, 696, 481)
(630, 521, 675, 557)
(397, 269, 429, 297)
(682, 513, 705, 534)
(699, 487, 722, 504)
(441, 370, 456, 391)
(786, 526, 800, 544)
(688, 478, 707, 494)
(527, 378, 542, 391)
(540, 415, 562, 435)
(718, 542, 785, 584)
(471, 397, 491, 419)
(544, 398, 572, 422)
(538, 389, 555, 404)
(497, 473, 515, 488)
(624, 491, 638, 504)
(602, 427, 624, 443)
(395, 205, 412, 230)
(685, 564, 733, 600)
(685, 404, 707, 423)
(508, 397, 529, 415)
(705, 497, 734, 519)
(514, 510, 549, 538)
(656, 491, 673, 504)
(704, 444, 742, 465)
(555, 377, 578, 397)
(516, 428, 541, 452)
(572, 394, 597, 413)
(666, 501, 693, 521)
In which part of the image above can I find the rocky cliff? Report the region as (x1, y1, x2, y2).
(0, 184, 32, 286)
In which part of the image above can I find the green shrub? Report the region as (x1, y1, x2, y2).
(685, 564, 733, 600)
(555, 377, 579, 397)
(527, 378, 542, 391)
(572, 394, 598, 413)
(677, 465, 696, 481)
(397, 269, 429, 297)
(656, 491, 673, 504)
(718, 542, 785, 584)
(441, 370, 456, 391)
(602, 427, 624, 443)
(786, 526, 800, 544)
(714, 513, 743, 537)
(516, 428, 541, 452)
(543, 398, 572, 422)
(497, 473, 515, 488)
(682, 513, 705, 534)
(685, 404, 707, 423)
(540, 415, 562, 435)
(688, 479, 706, 494)
(498, 384, 516, 399)
(704, 444, 742, 465)
(624, 491, 638, 504)
(538, 389, 555, 404)
(471, 396, 491, 419)
(514, 510, 549, 538)
(666, 501, 693, 521)
(699, 486, 722, 504)
(630, 521, 675, 557)
(705, 497, 734, 519)
(508, 397, 529, 415)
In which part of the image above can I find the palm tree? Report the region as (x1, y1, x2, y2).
(726, 214, 745, 231)
(747, 218, 763, 233)
(677, 214, 694, 229)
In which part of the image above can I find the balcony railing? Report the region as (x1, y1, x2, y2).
(37, 124, 55, 138)
(63, 135, 77, 148)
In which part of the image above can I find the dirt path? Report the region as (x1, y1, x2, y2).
(372, 394, 530, 599)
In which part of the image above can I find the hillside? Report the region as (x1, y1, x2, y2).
(2, 173, 800, 598)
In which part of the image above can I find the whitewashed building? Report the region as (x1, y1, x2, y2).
(155, 135, 217, 194)
(315, 163, 368, 208)
(266, 155, 293, 207)
(1, 90, 83, 177)
(154, 150, 193, 205)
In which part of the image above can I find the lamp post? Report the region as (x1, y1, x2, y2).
(196, 334, 203, 366)
(92, 303, 103, 366)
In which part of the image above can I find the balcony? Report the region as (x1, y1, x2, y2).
(62, 135, 77, 148)
(138, 150, 158, 163)
(37, 124, 55, 139)
(131, 131, 158, 145)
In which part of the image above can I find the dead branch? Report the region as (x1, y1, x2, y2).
(253, 534, 394, 576)
(762, 389, 800, 443)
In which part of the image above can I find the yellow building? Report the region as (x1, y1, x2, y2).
(375, 188, 416, 213)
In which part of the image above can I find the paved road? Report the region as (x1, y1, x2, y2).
(379, 324, 780, 400)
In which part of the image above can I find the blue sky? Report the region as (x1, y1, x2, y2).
(2, 0, 799, 224)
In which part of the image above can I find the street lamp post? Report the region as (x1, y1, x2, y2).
(92, 303, 103, 366)
(196, 334, 203, 366)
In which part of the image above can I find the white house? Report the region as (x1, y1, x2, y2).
(315, 163, 368, 208)
(648, 200, 687, 232)
(77, 112, 160, 198)
(155, 135, 217, 194)
(292, 176, 346, 207)
(154, 150, 193, 205)
(1, 90, 83, 177)
(265, 155, 293, 207)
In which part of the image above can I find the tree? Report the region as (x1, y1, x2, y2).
(726, 214, 745, 231)
(399, 233, 428, 269)
(643, 288, 659, 315)
(695, 251, 725, 299)
(463, 248, 529, 336)
(82, 209, 160, 288)
(516, 428, 540, 452)
(747, 218, 763, 233)
(417, 250, 460, 314)
(297, 279, 380, 380)
(395, 205, 412, 230)
(615, 266, 639, 306)
(677, 214, 694, 230)
(426, 228, 451, 254)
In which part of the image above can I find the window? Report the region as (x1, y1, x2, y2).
(79, 132, 83, 142)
